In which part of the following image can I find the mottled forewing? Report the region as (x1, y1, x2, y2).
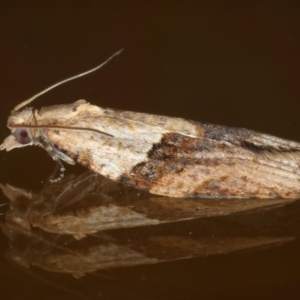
(121, 132, 300, 198)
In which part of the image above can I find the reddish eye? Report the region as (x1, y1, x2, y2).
(20, 131, 28, 138)
(14, 128, 32, 144)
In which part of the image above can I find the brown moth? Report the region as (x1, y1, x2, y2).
(1, 49, 300, 198)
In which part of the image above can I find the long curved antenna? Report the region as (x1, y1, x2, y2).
(9, 123, 114, 137)
(12, 48, 124, 112)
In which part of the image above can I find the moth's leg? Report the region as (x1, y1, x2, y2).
(37, 136, 75, 182)
(50, 159, 65, 182)
(46, 163, 62, 183)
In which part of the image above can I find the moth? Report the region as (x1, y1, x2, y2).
(2, 49, 300, 199)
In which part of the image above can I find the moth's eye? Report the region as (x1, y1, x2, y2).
(14, 128, 32, 144)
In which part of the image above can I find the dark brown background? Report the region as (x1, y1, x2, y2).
(1, 1, 300, 299)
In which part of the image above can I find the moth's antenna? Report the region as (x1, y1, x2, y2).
(12, 48, 124, 113)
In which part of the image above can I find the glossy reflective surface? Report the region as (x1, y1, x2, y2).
(1, 2, 300, 300)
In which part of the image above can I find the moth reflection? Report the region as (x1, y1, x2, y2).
(1, 171, 300, 278)
(1, 171, 298, 239)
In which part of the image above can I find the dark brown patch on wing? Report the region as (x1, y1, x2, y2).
(119, 132, 233, 193)
(148, 133, 226, 160)
(199, 122, 252, 143)
(200, 122, 300, 153)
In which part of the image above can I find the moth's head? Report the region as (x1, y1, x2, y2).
(0, 49, 124, 153)
(0, 107, 34, 151)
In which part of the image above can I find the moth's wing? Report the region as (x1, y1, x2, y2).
(37, 102, 300, 198)
(122, 132, 300, 198)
